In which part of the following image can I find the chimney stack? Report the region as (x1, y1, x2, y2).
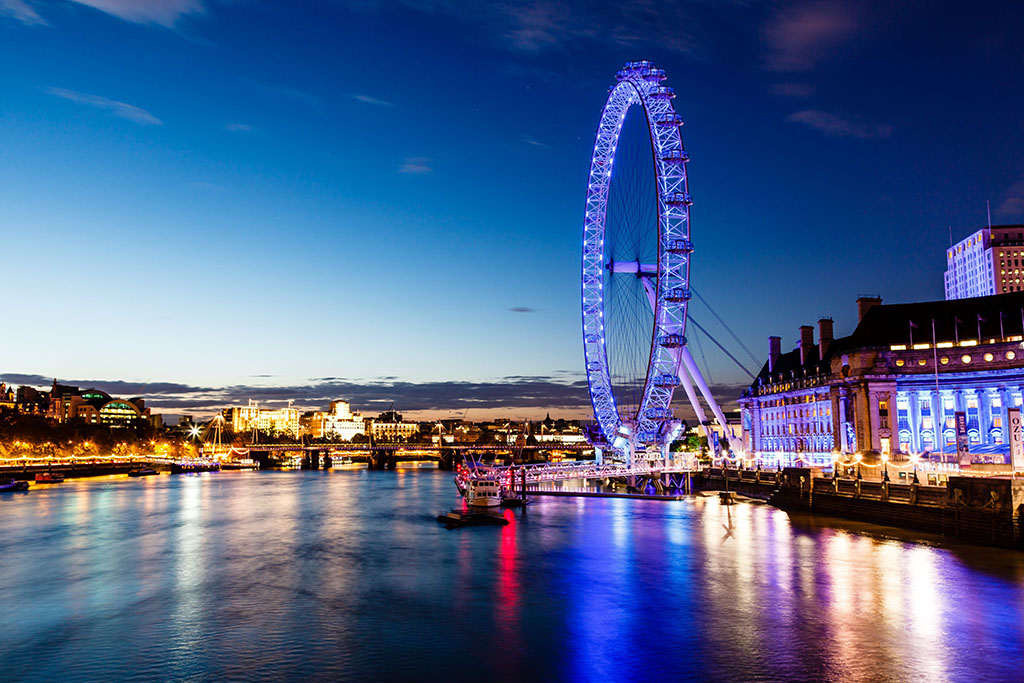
(799, 325, 815, 365)
(818, 317, 834, 358)
(768, 336, 781, 372)
(857, 296, 882, 322)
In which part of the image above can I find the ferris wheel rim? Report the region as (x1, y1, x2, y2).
(581, 61, 693, 449)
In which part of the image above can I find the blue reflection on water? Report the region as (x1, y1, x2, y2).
(1, 471, 1024, 681)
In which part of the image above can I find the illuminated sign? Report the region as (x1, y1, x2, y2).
(1010, 408, 1024, 471)
(954, 411, 971, 469)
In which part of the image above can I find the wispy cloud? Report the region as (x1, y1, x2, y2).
(44, 86, 162, 125)
(770, 82, 815, 97)
(1, 372, 745, 420)
(522, 136, 547, 148)
(786, 109, 892, 139)
(67, 0, 204, 27)
(762, 1, 859, 71)
(509, 306, 536, 313)
(398, 156, 432, 174)
(224, 122, 255, 133)
(996, 178, 1024, 218)
(352, 94, 395, 108)
(241, 79, 322, 113)
(343, 1, 717, 56)
(1, 0, 44, 25)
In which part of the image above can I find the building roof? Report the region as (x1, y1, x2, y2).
(751, 291, 1024, 388)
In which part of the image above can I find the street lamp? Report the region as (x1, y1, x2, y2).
(882, 453, 890, 482)
(855, 452, 863, 480)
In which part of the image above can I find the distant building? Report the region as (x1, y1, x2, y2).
(301, 400, 366, 440)
(15, 385, 47, 414)
(367, 411, 419, 441)
(44, 380, 150, 426)
(0, 383, 15, 411)
(739, 294, 1024, 466)
(229, 402, 300, 437)
(944, 224, 1024, 299)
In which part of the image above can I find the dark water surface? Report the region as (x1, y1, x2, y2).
(2, 470, 1024, 682)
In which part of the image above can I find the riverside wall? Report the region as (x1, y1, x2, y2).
(696, 467, 1024, 549)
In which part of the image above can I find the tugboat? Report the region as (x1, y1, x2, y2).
(34, 472, 65, 483)
(128, 467, 159, 477)
(466, 475, 502, 508)
(0, 478, 29, 492)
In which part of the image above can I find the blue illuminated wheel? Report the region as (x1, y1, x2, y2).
(582, 61, 693, 454)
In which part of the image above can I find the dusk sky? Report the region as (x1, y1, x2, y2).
(2, 0, 1024, 419)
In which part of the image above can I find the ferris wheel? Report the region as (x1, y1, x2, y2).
(581, 60, 735, 460)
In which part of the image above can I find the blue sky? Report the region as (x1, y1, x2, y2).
(2, 0, 1023, 419)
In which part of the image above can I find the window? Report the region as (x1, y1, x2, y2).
(961, 354, 972, 364)
(1007, 351, 1016, 360)
(940, 356, 950, 365)
(984, 353, 994, 362)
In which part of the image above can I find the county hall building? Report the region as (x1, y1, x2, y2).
(738, 293, 1024, 466)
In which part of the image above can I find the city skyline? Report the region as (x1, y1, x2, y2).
(3, 1, 1024, 418)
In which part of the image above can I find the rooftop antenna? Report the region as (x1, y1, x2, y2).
(987, 199, 992, 229)
(948, 225, 952, 248)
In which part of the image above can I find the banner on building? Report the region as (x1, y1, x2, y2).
(954, 411, 971, 469)
(1009, 408, 1024, 472)
(711, 430, 720, 454)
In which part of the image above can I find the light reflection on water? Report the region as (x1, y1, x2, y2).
(1, 471, 1023, 681)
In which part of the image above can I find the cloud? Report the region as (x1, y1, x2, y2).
(342, 1, 718, 55)
(241, 79, 322, 113)
(996, 178, 1024, 217)
(398, 156, 432, 174)
(67, 0, 204, 27)
(786, 109, 892, 139)
(522, 136, 548, 148)
(1, 0, 44, 24)
(762, 1, 859, 71)
(770, 82, 815, 97)
(224, 122, 255, 133)
(44, 86, 162, 125)
(1, 371, 747, 422)
(352, 94, 395, 107)
(509, 306, 536, 313)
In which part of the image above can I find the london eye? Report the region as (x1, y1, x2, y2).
(581, 60, 736, 461)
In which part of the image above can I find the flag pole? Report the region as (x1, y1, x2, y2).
(909, 320, 914, 347)
(933, 319, 943, 462)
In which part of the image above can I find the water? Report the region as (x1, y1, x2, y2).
(2, 470, 1024, 682)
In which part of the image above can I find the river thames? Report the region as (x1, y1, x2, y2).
(2, 470, 1024, 681)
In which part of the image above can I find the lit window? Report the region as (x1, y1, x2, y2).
(895, 359, 905, 367)
(961, 354, 972, 364)
(984, 352, 994, 362)
(940, 356, 950, 365)
(918, 358, 927, 366)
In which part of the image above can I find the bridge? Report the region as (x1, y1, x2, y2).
(204, 441, 595, 470)
(459, 455, 702, 496)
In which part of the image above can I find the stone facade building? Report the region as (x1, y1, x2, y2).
(739, 293, 1024, 466)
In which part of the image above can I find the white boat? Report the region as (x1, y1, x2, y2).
(332, 457, 367, 470)
(466, 477, 502, 507)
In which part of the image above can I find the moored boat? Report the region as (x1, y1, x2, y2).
(0, 478, 29, 492)
(466, 476, 502, 507)
(170, 461, 220, 474)
(128, 468, 158, 477)
(34, 472, 65, 483)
